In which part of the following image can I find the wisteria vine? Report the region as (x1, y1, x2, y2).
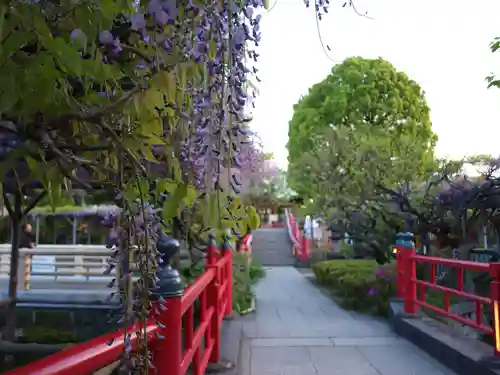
(0, 0, 353, 371)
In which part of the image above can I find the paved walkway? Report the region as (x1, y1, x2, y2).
(239, 267, 458, 375)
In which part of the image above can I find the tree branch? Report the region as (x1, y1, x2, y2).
(22, 191, 46, 216)
(42, 87, 141, 129)
(2, 188, 13, 218)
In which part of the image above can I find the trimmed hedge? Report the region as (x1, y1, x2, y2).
(313, 259, 463, 319)
(312, 260, 397, 316)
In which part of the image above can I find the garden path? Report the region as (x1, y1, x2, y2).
(237, 267, 458, 375)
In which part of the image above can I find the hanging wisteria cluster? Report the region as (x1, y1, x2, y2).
(89, 0, 266, 368)
(175, 0, 264, 192)
(0, 0, 355, 370)
(98, 199, 167, 371)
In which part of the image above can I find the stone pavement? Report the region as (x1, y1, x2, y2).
(238, 267, 458, 375)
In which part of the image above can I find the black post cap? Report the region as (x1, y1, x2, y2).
(154, 235, 183, 298)
(156, 234, 180, 264)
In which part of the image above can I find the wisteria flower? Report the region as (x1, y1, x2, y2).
(69, 28, 87, 47)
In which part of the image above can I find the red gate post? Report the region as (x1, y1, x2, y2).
(206, 234, 221, 363)
(403, 233, 418, 314)
(489, 262, 500, 356)
(222, 234, 233, 318)
(153, 236, 184, 375)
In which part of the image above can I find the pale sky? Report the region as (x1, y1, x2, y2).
(250, 0, 500, 169)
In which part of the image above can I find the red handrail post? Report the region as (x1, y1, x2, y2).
(489, 262, 500, 356)
(223, 236, 233, 318)
(154, 236, 184, 375)
(304, 237, 311, 263)
(403, 233, 418, 314)
(155, 296, 183, 375)
(207, 234, 221, 363)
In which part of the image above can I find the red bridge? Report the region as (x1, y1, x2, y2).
(5, 236, 233, 375)
(5, 215, 500, 375)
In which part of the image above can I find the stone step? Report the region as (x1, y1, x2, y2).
(251, 228, 294, 266)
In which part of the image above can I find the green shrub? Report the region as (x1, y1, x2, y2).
(249, 262, 265, 284)
(20, 327, 78, 344)
(232, 252, 256, 314)
(313, 259, 469, 319)
(179, 253, 264, 316)
(312, 260, 396, 316)
(369, 263, 398, 315)
(310, 247, 329, 263)
(312, 259, 376, 284)
(180, 261, 205, 286)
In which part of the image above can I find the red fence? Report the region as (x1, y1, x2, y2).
(5, 241, 233, 375)
(240, 233, 252, 262)
(284, 209, 310, 263)
(396, 234, 500, 356)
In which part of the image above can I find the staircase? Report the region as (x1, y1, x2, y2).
(251, 228, 295, 266)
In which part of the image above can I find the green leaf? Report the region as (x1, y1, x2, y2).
(0, 5, 7, 55)
(161, 183, 187, 222)
(170, 157, 182, 182)
(51, 37, 83, 76)
(25, 157, 38, 175)
(100, 0, 121, 21)
(124, 185, 139, 203)
(183, 184, 197, 207)
(246, 206, 260, 230)
(0, 72, 20, 112)
(156, 178, 178, 197)
(142, 147, 158, 162)
(42, 166, 63, 211)
(200, 192, 221, 229)
(487, 79, 500, 89)
(33, 13, 54, 48)
(136, 179, 149, 199)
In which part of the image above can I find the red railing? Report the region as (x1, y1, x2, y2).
(284, 209, 310, 263)
(6, 242, 233, 375)
(240, 233, 252, 262)
(397, 238, 500, 356)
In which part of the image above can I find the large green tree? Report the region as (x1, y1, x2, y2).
(287, 56, 437, 200)
(287, 57, 438, 262)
